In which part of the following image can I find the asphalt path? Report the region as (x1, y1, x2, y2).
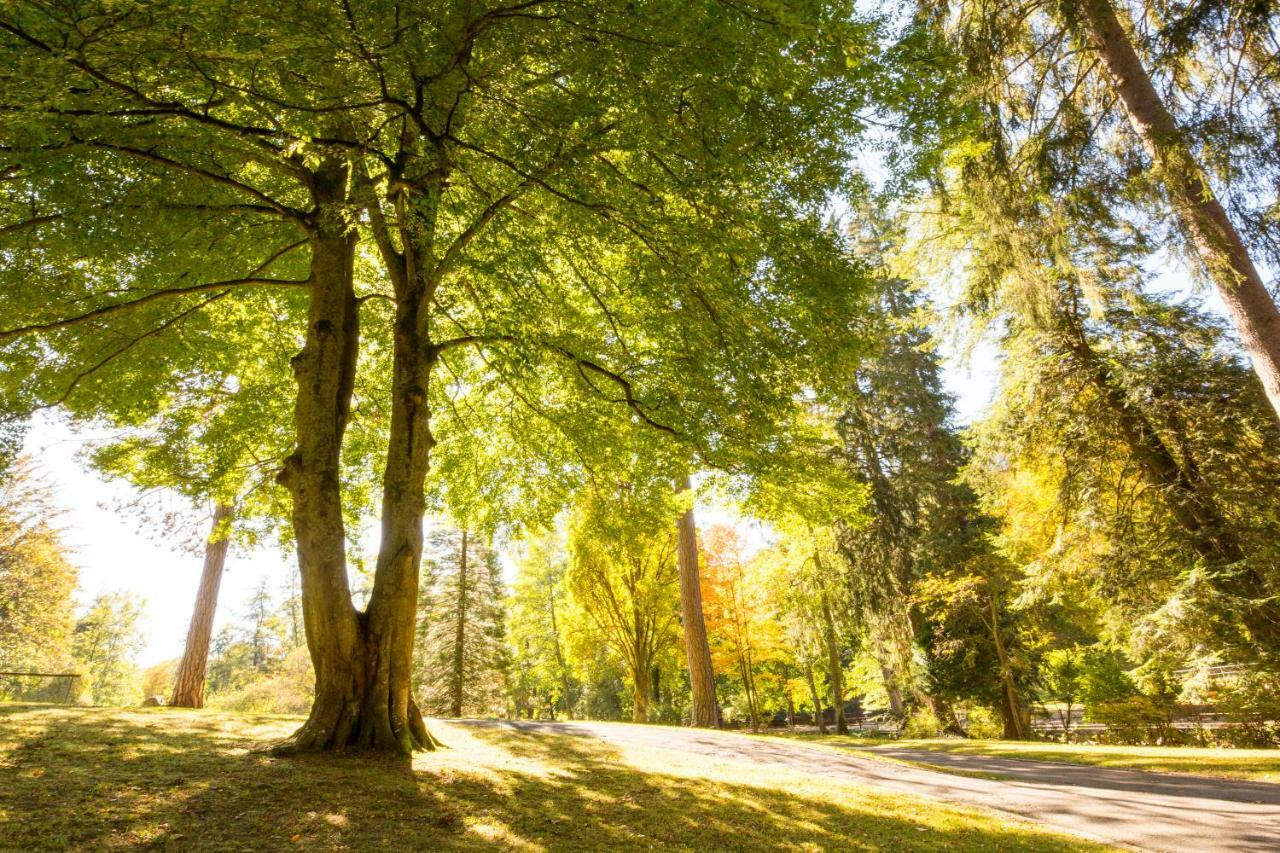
(452, 719, 1280, 852)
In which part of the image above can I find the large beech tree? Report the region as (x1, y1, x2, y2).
(1, 0, 871, 753)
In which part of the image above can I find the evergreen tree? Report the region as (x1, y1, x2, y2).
(415, 526, 508, 718)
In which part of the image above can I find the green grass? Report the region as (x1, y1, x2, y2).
(0, 704, 1111, 852)
(765, 731, 1280, 783)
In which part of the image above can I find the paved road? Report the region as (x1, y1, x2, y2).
(453, 719, 1280, 852)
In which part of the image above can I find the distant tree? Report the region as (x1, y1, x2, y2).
(702, 526, 787, 731)
(0, 459, 77, 698)
(243, 578, 285, 674)
(568, 483, 680, 723)
(203, 581, 288, 696)
(72, 591, 144, 705)
(416, 526, 508, 718)
(507, 532, 577, 720)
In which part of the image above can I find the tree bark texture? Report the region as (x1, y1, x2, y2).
(169, 502, 234, 708)
(1071, 0, 1280, 424)
(674, 474, 719, 727)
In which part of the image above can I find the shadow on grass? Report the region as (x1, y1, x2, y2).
(0, 704, 1095, 852)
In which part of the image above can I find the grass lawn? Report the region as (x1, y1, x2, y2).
(0, 704, 1110, 852)
(765, 731, 1280, 783)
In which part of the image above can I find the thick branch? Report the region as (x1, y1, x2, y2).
(0, 276, 309, 342)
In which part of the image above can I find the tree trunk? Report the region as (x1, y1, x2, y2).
(819, 590, 849, 735)
(674, 473, 719, 727)
(451, 527, 469, 718)
(276, 160, 437, 754)
(1070, 0, 1280, 424)
(169, 502, 234, 708)
(632, 661, 651, 723)
(805, 663, 828, 734)
(880, 663, 905, 717)
(737, 653, 758, 730)
(988, 595, 1031, 740)
(546, 578, 573, 719)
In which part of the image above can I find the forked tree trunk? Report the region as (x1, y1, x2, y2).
(1070, 0, 1280, 423)
(169, 502, 234, 708)
(450, 527, 470, 718)
(276, 159, 438, 754)
(674, 473, 719, 727)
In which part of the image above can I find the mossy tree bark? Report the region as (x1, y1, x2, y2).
(169, 502, 234, 708)
(674, 474, 719, 727)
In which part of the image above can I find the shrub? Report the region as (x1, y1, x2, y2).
(903, 707, 942, 739)
(1217, 671, 1280, 747)
(1090, 695, 1182, 745)
(207, 647, 313, 715)
(1079, 651, 1136, 710)
(962, 705, 1003, 740)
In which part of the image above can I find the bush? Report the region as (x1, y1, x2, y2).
(207, 647, 313, 715)
(1217, 671, 1280, 747)
(1079, 651, 1136, 709)
(903, 707, 942, 739)
(1090, 695, 1182, 745)
(962, 705, 1003, 740)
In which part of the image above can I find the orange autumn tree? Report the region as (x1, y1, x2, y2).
(701, 525, 790, 730)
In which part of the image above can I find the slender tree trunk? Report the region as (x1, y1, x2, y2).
(1070, 0, 1280, 423)
(805, 663, 828, 734)
(736, 653, 757, 730)
(546, 579, 573, 719)
(819, 590, 849, 735)
(169, 502, 234, 708)
(988, 595, 1031, 740)
(451, 527, 470, 718)
(674, 473, 719, 727)
(745, 654, 762, 731)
